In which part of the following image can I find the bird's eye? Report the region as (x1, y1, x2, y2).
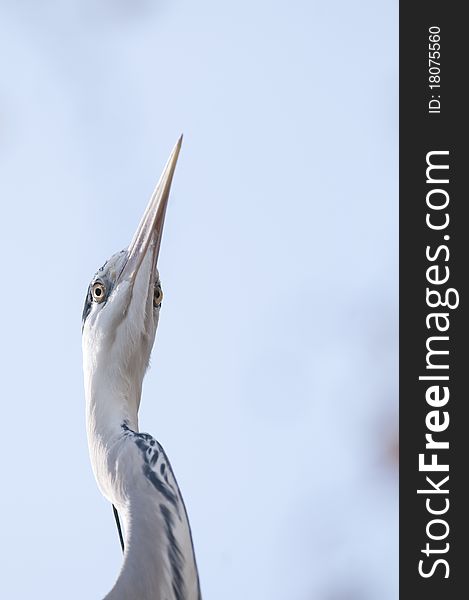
(91, 282, 106, 303)
(153, 285, 163, 307)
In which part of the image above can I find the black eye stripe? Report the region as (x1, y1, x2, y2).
(82, 251, 126, 332)
(81, 287, 93, 330)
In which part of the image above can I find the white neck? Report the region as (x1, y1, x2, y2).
(104, 495, 180, 600)
(85, 368, 140, 442)
(83, 352, 201, 600)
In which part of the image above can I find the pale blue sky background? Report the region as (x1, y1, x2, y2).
(0, 1, 397, 598)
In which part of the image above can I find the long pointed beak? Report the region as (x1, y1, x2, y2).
(116, 135, 182, 286)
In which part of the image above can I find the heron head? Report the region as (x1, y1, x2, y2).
(82, 137, 182, 386)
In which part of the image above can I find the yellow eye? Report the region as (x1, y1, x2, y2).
(153, 285, 163, 307)
(91, 282, 106, 303)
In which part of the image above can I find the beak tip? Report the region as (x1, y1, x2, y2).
(169, 134, 183, 167)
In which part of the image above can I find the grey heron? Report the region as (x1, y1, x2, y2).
(82, 137, 202, 600)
